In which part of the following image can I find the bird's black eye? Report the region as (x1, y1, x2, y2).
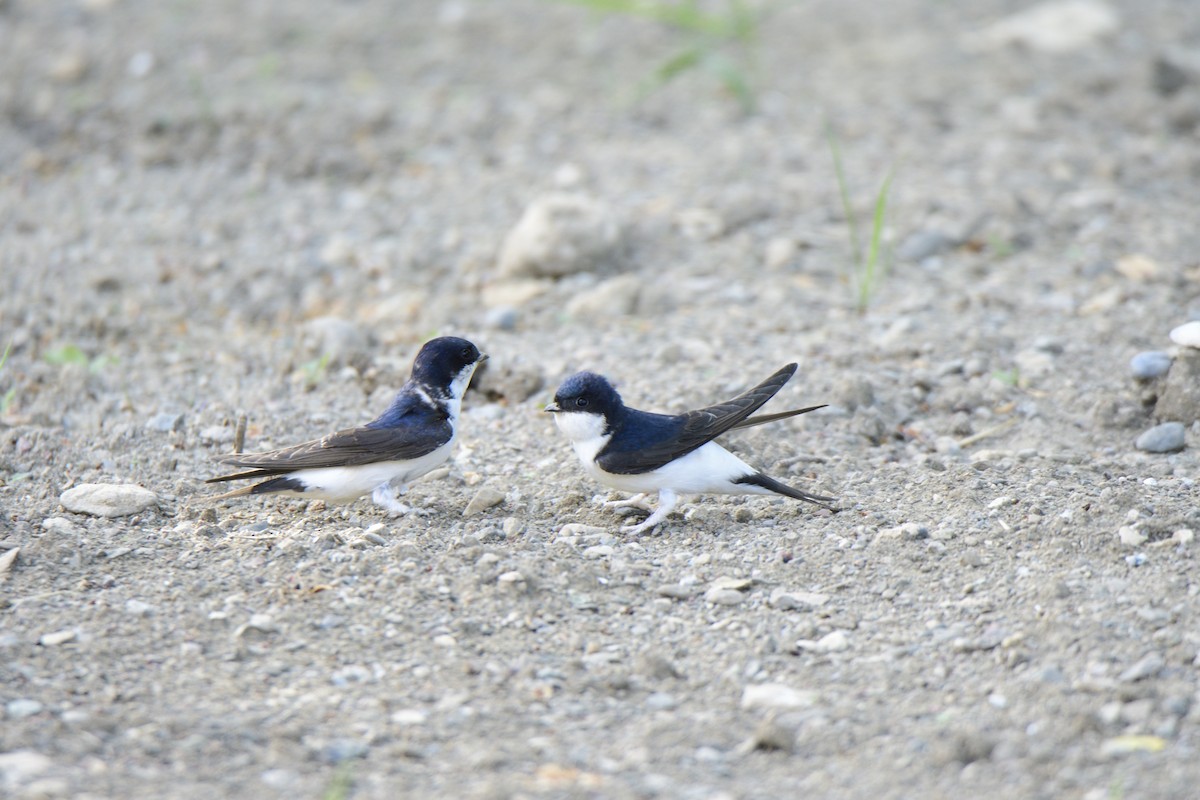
(460, 347, 473, 359)
(575, 397, 589, 408)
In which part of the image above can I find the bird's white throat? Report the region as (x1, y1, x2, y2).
(553, 410, 610, 464)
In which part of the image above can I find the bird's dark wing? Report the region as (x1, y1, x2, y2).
(206, 419, 452, 483)
(597, 363, 799, 475)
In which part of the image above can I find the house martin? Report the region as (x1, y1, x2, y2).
(545, 363, 833, 534)
(207, 336, 487, 513)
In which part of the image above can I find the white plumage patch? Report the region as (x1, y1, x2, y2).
(284, 441, 455, 501)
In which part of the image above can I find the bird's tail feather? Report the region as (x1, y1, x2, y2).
(208, 476, 306, 501)
(732, 404, 827, 430)
(736, 472, 835, 508)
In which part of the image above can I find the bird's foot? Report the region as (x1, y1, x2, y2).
(372, 484, 412, 516)
(616, 490, 677, 535)
(601, 493, 654, 517)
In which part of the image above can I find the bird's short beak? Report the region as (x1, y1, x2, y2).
(477, 353, 489, 364)
(544, 401, 560, 413)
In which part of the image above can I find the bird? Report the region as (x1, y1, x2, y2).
(544, 363, 833, 534)
(207, 336, 487, 514)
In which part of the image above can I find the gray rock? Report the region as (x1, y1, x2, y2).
(897, 230, 955, 262)
(497, 192, 623, 278)
(41, 517, 80, 535)
(656, 584, 696, 600)
(125, 599, 154, 617)
(1135, 422, 1186, 453)
(1156, 350, 1200, 423)
(147, 411, 185, 432)
(60, 483, 158, 518)
(703, 587, 745, 606)
(484, 306, 519, 331)
(1118, 651, 1165, 683)
(320, 739, 369, 764)
(1130, 351, 1172, 380)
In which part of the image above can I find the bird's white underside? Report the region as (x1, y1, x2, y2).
(553, 410, 766, 496)
(284, 441, 455, 501)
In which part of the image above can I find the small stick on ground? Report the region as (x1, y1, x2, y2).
(956, 419, 1018, 449)
(233, 412, 247, 454)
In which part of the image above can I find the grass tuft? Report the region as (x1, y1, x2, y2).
(827, 125, 894, 313)
(550, 0, 762, 112)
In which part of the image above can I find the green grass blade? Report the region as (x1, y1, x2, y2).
(826, 125, 862, 268)
(860, 170, 894, 310)
(706, 53, 755, 113)
(655, 46, 704, 83)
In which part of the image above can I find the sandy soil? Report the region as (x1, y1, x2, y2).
(3, 0, 1200, 797)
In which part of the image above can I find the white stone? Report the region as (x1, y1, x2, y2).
(0, 750, 53, 788)
(967, 0, 1119, 53)
(740, 683, 819, 711)
(59, 483, 157, 518)
(1118, 526, 1146, 547)
(1169, 321, 1200, 349)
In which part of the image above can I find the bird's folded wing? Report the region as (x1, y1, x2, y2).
(598, 363, 798, 475)
(207, 422, 452, 481)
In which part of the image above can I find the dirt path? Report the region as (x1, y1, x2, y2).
(2, 1, 1199, 797)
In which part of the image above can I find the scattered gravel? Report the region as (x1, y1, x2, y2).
(2, 1, 1199, 798)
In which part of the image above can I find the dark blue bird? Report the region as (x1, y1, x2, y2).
(207, 336, 486, 513)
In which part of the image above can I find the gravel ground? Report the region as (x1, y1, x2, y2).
(3, 1, 1200, 798)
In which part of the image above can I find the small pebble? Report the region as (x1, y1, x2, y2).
(656, 584, 695, 600)
(41, 517, 79, 535)
(1118, 652, 1165, 683)
(320, 739, 369, 764)
(740, 683, 819, 711)
(645, 692, 678, 711)
(463, 486, 505, 516)
(146, 411, 185, 432)
(1135, 422, 1186, 453)
(1117, 527, 1146, 547)
(6, 699, 44, 719)
(703, 587, 745, 606)
(484, 306, 519, 331)
(1130, 351, 1172, 380)
(896, 229, 954, 262)
(38, 630, 76, 646)
(124, 599, 154, 617)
